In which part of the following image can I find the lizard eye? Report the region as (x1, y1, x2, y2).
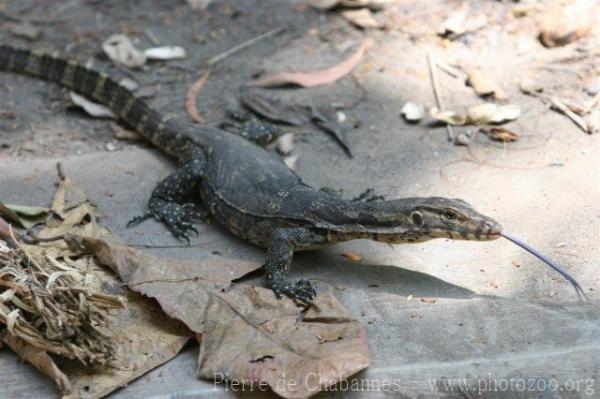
(442, 209, 459, 223)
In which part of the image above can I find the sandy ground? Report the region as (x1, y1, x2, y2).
(1, 0, 599, 398)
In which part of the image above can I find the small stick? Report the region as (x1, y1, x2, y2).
(427, 51, 454, 141)
(207, 27, 285, 66)
(435, 59, 462, 79)
(583, 92, 599, 115)
(545, 95, 590, 133)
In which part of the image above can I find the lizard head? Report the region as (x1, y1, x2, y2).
(399, 197, 502, 241)
(355, 197, 501, 243)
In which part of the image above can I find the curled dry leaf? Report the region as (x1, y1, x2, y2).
(401, 102, 424, 122)
(76, 236, 370, 398)
(438, 2, 487, 39)
(0, 201, 49, 229)
(185, 70, 211, 124)
(69, 92, 116, 119)
(480, 127, 519, 142)
(144, 46, 187, 60)
(466, 103, 521, 125)
(240, 90, 353, 157)
(430, 108, 467, 126)
(102, 34, 147, 69)
(248, 38, 373, 88)
(341, 251, 363, 262)
(431, 104, 521, 126)
(466, 68, 507, 100)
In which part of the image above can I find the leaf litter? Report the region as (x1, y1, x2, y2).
(1, 175, 193, 397)
(72, 235, 370, 398)
(2, 172, 370, 397)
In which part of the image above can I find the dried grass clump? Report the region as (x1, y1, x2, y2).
(0, 237, 125, 365)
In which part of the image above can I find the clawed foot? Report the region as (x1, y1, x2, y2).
(127, 199, 207, 243)
(272, 278, 316, 305)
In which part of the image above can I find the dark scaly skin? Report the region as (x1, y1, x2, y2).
(0, 46, 503, 304)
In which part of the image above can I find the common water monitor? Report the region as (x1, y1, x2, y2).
(0, 45, 508, 304)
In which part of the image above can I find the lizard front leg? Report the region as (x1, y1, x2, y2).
(128, 152, 207, 242)
(265, 227, 328, 304)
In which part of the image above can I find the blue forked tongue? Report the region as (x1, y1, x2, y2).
(500, 231, 588, 302)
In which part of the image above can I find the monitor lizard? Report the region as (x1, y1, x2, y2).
(0, 45, 519, 304)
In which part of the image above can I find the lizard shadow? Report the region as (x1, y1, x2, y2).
(295, 250, 499, 300)
(233, 245, 497, 301)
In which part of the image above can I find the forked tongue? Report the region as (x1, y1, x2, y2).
(500, 231, 588, 302)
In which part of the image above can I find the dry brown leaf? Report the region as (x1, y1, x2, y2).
(60, 297, 191, 399)
(248, 39, 373, 88)
(538, 1, 595, 47)
(438, 3, 488, 39)
(341, 251, 363, 262)
(198, 286, 369, 398)
(466, 68, 507, 100)
(75, 237, 370, 398)
(1, 332, 72, 393)
(185, 70, 211, 124)
(479, 127, 519, 142)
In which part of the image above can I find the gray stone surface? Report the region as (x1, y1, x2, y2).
(1, 0, 599, 398)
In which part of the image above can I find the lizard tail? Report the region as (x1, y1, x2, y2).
(0, 45, 187, 157)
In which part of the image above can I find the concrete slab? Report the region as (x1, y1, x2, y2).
(1, 0, 599, 398)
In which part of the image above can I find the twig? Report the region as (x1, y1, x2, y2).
(545, 95, 590, 133)
(435, 59, 462, 79)
(207, 27, 285, 66)
(185, 70, 211, 124)
(427, 51, 454, 141)
(583, 92, 599, 114)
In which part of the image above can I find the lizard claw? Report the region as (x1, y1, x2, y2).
(128, 199, 204, 242)
(127, 211, 152, 227)
(271, 278, 316, 305)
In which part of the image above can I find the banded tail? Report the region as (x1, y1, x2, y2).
(0, 45, 187, 157)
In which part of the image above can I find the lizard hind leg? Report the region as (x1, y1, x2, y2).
(220, 111, 283, 146)
(127, 153, 208, 242)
